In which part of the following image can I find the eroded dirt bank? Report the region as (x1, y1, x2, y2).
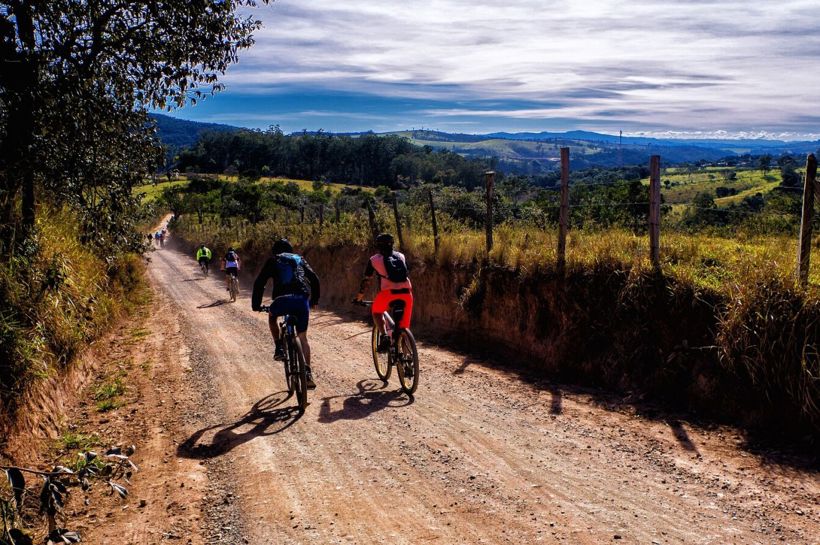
(135, 243, 817, 544)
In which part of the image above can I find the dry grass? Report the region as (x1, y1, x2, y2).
(173, 209, 820, 294)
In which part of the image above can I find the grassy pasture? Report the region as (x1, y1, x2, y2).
(134, 174, 372, 203)
(133, 178, 189, 202)
(657, 167, 780, 205)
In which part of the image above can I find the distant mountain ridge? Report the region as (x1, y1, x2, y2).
(151, 114, 820, 173)
(151, 113, 240, 150)
(485, 130, 820, 154)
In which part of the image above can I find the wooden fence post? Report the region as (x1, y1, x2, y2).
(335, 199, 341, 223)
(428, 189, 440, 255)
(484, 170, 495, 255)
(557, 147, 570, 273)
(367, 201, 379, 240)
(299, 205, 305, 224)
(392, 193, 404, 249)
(797, 153, 818, 286)
(319, 203, 324, 228)
(649, 155, 661, 269)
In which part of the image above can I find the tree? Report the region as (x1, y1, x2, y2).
(0, 0, 268, 251)
(758, 154, 772, 173)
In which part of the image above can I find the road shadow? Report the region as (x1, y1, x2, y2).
(547, 384, 563, 415)
(312, 316, 349, 329)
(197, 299, 228, 309)
(344, 329, 371, 341)
(182, 278, 204, 282)
(318, 379, 413, 423)
(666, 419, 699, 453)
(177, 392, 300, 459)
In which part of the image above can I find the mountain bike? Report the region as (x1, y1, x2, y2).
(199, 258, 209, 276)
(261, 306, 308, 412)
(227, 271, 239, 302)
(353, 299, 419, 395)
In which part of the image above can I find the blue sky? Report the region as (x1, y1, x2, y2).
(168, 0, 820, 140)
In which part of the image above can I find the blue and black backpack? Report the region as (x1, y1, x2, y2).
(274, 253, 309, 295)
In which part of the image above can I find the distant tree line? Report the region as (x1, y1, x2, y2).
(175, 127, 495, 190)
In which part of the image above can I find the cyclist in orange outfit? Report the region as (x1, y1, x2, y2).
(354, 233, 413, 352)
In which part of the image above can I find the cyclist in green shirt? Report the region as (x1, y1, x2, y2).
(196, 244, 212, 273)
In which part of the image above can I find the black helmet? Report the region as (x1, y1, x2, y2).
(375, 233, 394, 252)
(272, 238, 293, 255)
(228, 247, 235, 252)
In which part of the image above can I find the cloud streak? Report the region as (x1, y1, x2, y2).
(174, 0, 820, 138)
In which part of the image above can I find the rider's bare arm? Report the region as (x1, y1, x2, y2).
(356, 260, 376, 300)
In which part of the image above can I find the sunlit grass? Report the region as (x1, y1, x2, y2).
(173, 210, 820, 293)
(657, 167, 780, 205)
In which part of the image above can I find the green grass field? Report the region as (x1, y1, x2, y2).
(654, 167, 780, 206)
(133, 178, 189, 202)
(389, 130, 600, 161)
(134, 174, 373, 203)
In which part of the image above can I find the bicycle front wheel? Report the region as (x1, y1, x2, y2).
(291, 336, 308, 412)
(395, 329, 419, 395)
(371, 326, 392, 382)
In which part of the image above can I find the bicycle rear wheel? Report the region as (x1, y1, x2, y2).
(229, 275, 238, 302)
(371, 326, 392, 382)
(395, 329, 419, 395)
(291, 336, 308, 412)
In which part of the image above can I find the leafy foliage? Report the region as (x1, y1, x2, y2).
(1, 447, 137, 543)
(175, 128, 493, 189)
(0, 0, 269, 253)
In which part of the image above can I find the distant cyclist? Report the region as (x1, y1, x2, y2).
(354, 233, 413, 352)
(196, 244, 212, 273)
(221, 247, 241, 291)
(252, 239, 320, 388)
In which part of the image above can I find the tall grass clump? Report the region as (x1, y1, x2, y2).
(717, 275, 820, 431)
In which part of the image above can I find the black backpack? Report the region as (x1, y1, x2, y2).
(383, 252, 408, 283)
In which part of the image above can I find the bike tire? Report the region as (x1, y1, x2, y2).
(229, 276, 238, 302)
(371, 326, 392, 382)
(292, 336, 308, 412)
(280, 327, 295, 396)
(396, 329, 419, 395)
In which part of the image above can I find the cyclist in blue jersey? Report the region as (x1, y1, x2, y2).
(252, 239, 320, 388)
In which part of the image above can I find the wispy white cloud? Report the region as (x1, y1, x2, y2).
(206, 0, 820, 136)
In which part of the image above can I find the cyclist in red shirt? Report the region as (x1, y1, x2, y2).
(354, 233, 413, 352)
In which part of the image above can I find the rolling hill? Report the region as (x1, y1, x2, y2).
(151, 114, 820, 173)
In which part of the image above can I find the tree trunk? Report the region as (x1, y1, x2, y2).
(2, 2, 39, 235)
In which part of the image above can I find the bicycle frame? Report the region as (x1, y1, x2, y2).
(354, 298, 419, 394)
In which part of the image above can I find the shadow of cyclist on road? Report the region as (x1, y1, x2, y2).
(318, 379, 412, 424)
(177, 392, 301, 459)
(197, 299, 228, 309)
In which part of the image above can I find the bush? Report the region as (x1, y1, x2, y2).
(718, 277, 820, 431)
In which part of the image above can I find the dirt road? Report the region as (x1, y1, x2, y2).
(145, 244, 818, 545)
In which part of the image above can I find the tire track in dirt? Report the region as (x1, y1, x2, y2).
(148, 244, 819, 545)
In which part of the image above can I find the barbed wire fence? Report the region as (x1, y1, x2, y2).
(181, 150, 817, 284)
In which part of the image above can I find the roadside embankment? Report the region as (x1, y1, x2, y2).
(0, 209, 150, 459)
(172, 228, 820, 440)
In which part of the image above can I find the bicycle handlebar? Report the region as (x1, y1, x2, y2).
(351, 299, 373, 306)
